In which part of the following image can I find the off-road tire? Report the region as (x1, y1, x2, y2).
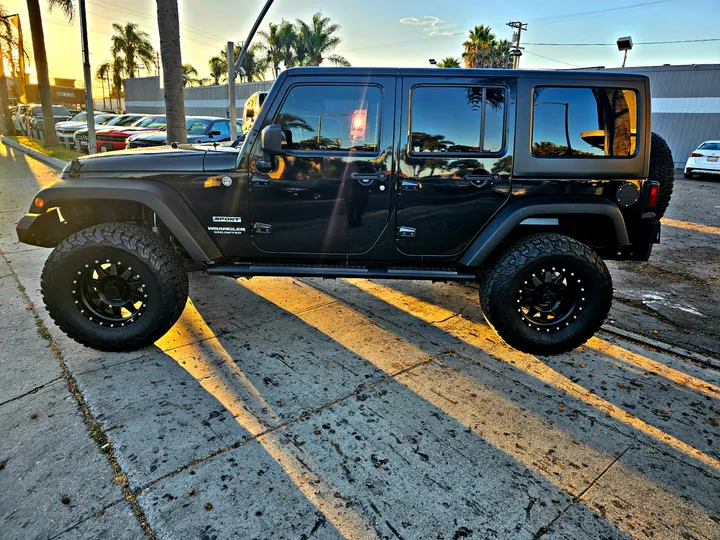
(479, 233, 612, 356)
(41, 223, 189, 351)
(649, 132, 674, 218)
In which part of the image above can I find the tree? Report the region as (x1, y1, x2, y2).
(238, 43, 270, 82)
(26, 0, 74, 145)
(111, 22, 155, 78)
(111, 57, 124, 111)
(295, 12, 349, 67)
(96, 61, 112, 109)
(155, 0, 186, 144)
(277, 19, 297, 69)
(462, 24, 495, 68)
(208, 55, 225, 85)
(438, 57, 460, 68)
(181, 63, 199, 86)
(0, 4, 15, 133)
(259, 22, 282, 77)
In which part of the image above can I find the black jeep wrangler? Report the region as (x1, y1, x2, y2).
(16, 67, 674, 355)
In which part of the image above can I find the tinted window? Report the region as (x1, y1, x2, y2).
(410, 86, 506, 154)
(70, 112, 87, 122)
(52, 106, 70, 116)
(137, 116, 166, 128)
(211, 120, 230, 135)
(532, 87, 638, 157)
(699, 142, 720, 151)
(274, 85, 381, 152)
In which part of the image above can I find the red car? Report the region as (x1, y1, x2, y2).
(95, 115, 166, 152)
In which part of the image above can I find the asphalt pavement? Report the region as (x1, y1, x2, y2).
(1, 142, 718, 539)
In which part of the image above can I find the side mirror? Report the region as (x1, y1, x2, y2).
(209, 130, 222, 137)
(257, 124, 284, 171)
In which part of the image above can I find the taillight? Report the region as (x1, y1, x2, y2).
(691, 152, 702, 157)
(648, 182, 660, 209)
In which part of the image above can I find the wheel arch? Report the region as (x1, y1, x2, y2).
(16, 179, 221, 261)
(460, 198, 630, 268)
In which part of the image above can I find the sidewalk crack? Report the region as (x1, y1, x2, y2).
(533, 445, 633, 538)
(0, 376, 63, 407)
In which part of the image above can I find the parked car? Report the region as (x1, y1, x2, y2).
(12, 103, 37, 134)
(684, 141, 720, 178)
(17, 67, 674, 356)
(126, 117, 243, 148)
(95, 114, 166, 152)
(73, 114, 147, 153)
(241, 91, 268, 135)
(29, 105, 72, 139)
(11, 104, 27, 132)
(55, 112, 118, 148)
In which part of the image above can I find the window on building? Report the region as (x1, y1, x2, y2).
(532, 87, 638, 157)
(273, 85, 382, 152)
(410, 86, 506, 154)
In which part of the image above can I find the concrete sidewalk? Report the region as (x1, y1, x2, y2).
(1, 144, 719, 539)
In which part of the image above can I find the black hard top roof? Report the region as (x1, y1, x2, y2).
(283, 66, 648, 81)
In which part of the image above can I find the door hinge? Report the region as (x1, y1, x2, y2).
(253, 222, 272, 234)
(397, 226, 416, 238)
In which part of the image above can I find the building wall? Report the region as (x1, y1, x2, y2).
(123, 76, 275, 118)
(598, 64, 720, 168)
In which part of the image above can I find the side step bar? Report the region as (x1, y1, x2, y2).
(207, 264, 476, 281)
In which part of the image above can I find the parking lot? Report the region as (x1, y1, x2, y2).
(1, 142, 718, 539)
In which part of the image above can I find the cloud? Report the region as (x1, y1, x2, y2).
(399, 15, 457, 37)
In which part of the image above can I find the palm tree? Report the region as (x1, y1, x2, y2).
(26, 0, 74, 145)
(208, 55, 225, 85)
(259, 22, 282, 77)
(238, 43, 270, 82)
(111, 56, 125, 112)
(111, 22, 156, 79)
(96, 61, 112, 109)
(0, 4, 15, 133)
(277, 19, 297, 69)
(181, 63, 199, 86)
(438, 57, 461, 68)
(156, 0, 186, 144)
(295, 12, 350, 67)
(462, 25, 496, 68)
(489, 39, 512, 69)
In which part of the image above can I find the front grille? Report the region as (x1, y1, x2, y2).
(97, 134, 127, 142)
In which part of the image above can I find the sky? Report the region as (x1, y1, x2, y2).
(2, 0, 719, 93)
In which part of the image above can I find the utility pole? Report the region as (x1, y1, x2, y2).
(506, 21, 528, 69)
(0, 34, 13, 135)
(227, 41, 236, 141)
(78, 0, 96, 153)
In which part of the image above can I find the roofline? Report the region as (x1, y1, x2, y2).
(283, 66, 647, 79)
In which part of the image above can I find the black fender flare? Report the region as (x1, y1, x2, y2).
(19, 179, 221, 261)
(459, 197, 630, 267)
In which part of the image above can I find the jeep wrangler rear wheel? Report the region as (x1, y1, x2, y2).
(41, 223, 189, 351)
(479, 233, 612, 356)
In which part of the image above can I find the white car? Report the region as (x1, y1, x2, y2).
(55, 112, 117, 148)
(684, 140, 720, 178)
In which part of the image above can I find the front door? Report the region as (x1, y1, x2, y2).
(395, 80, 514, 257)
(248, 79, 395, 255)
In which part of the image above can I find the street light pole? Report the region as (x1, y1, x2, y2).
(78, 0, 96, 153)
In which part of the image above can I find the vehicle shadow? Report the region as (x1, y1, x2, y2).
(140, 272, 719, 538)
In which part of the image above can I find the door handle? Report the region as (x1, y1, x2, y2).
(251, 176, 271, 188)
(253, 222, 272, 234)
(464, 174, 499, 188)
(351, 172, 385, 187)
(401, 179, 420, 191)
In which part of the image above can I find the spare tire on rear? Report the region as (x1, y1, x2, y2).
(649, 132, 674, 218)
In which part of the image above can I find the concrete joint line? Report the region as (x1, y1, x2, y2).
(0, 248, 157, 540)
(46, 497, 126, 540)
(136, 352, 451, 494)
(0, 376, 64, 408)
(533, 445, 634, 538)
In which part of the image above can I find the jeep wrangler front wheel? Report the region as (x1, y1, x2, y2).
(479, 233, 612, 356)
(41, 223, 189, 351)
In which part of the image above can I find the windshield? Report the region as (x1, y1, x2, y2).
(186, 118, 211, 135)
(105, 115, 143, 127)
(96, 115, 116, 125)
(137, 116, 166, 128)
(70, 112, 87, 122)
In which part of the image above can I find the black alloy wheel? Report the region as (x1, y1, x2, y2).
(517, 266, 584, 332)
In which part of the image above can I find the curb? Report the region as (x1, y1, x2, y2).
(1, 136, 69, 171)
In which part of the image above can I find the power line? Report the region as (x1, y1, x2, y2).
(529, 0, 683, 24)
(524, 50, 581, 68)
(525, 37, 720, 46)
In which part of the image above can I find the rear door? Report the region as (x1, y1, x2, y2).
(395, 78, 514, 256)
(247, 78, 395, 255)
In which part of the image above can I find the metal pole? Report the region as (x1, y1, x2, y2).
(228, 42, 237, 141)
(622, 50, 628, 68)
(79, 0, 96, 153)
(564, 103, 572, 153)
(234, 0, 275, 72)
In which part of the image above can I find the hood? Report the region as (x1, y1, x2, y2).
(101, 126, 158, 138)
(62, 146, 209, 176)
